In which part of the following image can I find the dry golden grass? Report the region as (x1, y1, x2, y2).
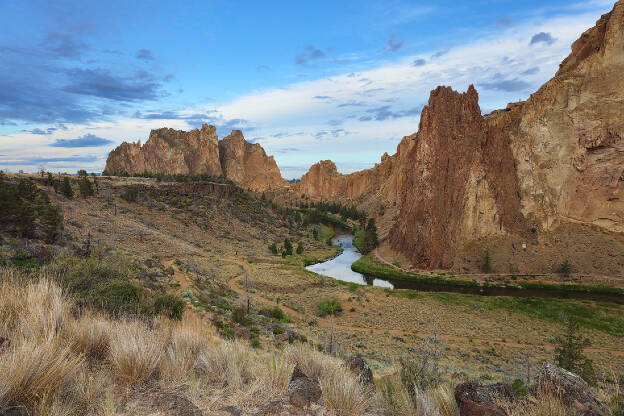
(109, 320, 166, 385)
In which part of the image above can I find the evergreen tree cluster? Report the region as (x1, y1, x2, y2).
(298, 200, 365, 222)
(358, 218, 379, 254)
(0, 172, 63, 242)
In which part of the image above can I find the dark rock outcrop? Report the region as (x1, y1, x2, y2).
(455, 382, 515, 416)
(288, 365, 322, 408)
(346, 356, 374, 387)
(537, 363, 608, 416)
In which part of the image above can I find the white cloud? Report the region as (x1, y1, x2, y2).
(0, 4, 610, 178)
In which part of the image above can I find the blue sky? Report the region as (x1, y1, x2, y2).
(0, 0, 615, 178)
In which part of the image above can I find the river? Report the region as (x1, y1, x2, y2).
(305, 234, 394, 288)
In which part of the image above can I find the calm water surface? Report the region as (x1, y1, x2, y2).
(305, 234, 394, 288)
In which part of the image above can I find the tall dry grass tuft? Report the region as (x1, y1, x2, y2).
(0, 339, 84, 413)
(109, 320, 165, 385)
(20, 277, 71, 340)
(284, 343, 336, 380)
(0, 267, 26, 335)
(321, 365, 374, 416)
(196, 340, 259, 390)
(261, 353, 295, 395)
(161, 316, 209, 381)
(69, 313, 112, 362)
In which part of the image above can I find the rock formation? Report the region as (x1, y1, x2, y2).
(218, 130, 285, 192)
(297, 1, 624, 269)
(105, 125, 285, 192)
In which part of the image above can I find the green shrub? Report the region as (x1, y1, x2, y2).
(511, 379, 527, 397)
(283, 238, 293, 256)
(233, 306, 250, 325)
(555, 319, 597, 386)
(153, 294, 186, 320)
(317, 297, 342, 317)
(268, 242, 278, 254)
(296, 242, 304, 255)
(220, 326, 235, 340)
(121, 186, 139, 202)
(559, 260, 572, 277)
(78, 175, 94, 197)
(60, 177, 74, 199)
(481, 248, 492, 273)
(273, 327, 285, 335)
(93, 280, 143, 315)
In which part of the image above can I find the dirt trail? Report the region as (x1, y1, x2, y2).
(223, 256, 624, 357)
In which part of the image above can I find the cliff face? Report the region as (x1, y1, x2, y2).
(218, 130, 286, 191)
(106, 124, 222, 177)
(105, 125, 285, 191)
(298, 1, 624, 269)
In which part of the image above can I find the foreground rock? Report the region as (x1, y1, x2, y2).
(105, 124, 286, 192)
(288, 365, 322, 408)
(455, 382, 515, 416)
(347, 356, 374, 387)
(537, 363, 608, 416)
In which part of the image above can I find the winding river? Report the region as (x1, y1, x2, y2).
(305, 234, 394, 288)
(305, 234, 624, 304)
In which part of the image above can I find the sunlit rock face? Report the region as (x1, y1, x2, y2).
(105, 125, 286, 192)
(299, 1, 624, 269)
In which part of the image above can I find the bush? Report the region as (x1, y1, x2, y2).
(511, 378, 527, 397)
(268, 242, 278, 254)
(78, 175, 94, 197)
(121, 186, 139, 202)
(559, 260, 572, 277)
(296, 242, 304, 255)
(554, 318, 597, 385)
(317, 297, 342, 317)
(60, 176, 74, 199)
(481, 248, 492, 273)
(153, 294, 186, 320)
(233, 306, 250, 325)
(283, 238, 293, 256)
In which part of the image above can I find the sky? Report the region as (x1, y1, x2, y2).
(0, 0, 616, 178)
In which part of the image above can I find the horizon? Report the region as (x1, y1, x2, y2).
(0, 0, 615, 179)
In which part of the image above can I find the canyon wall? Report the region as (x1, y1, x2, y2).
(298, 1, 624, 269)
(105, 125, 286, 192)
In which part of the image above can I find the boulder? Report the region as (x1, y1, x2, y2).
(150, 390, 202, 416)
(346, 356, 374, 386)
(537, 363, 607, 416)
(455, 382, 515, 416)
(288, 365, 322, 408)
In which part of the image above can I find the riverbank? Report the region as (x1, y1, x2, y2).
(352, 254, 624, 303)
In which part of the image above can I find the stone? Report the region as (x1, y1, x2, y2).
(288, 365, 322, 408)
(218, 406, 242, 416)
(537, 363, 608, 416)
(454, 382, 515, 416)
(346, 356, 374, 386)
(0, 336, 10, 353)
(150, 390, 203, 416)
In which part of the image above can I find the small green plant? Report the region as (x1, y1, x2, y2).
(268, 242, 278, 254)
(317, 297, 343, 317)
(296, 242, 304, 255)
(233, 306, 250, 325)
(312, 228, 319, 240)
(220, 326, 235, 340)
(481, 248, 492, 273)
(283, 238, 293, 256)
(153, 294, 185, 320)
(511, 378, 527, 397)
(121, 186, 139, 202)
(559, 260, 573, 277)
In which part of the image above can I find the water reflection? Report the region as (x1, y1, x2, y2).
(305, 234, 394, 289)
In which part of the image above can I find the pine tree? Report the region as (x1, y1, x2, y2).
(283, 238, 293, 256)
(554, 319, 597, 385)
(78, 175, 94, 197)
(296, 242, 304, 254)
(60, 177, 74, 199)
